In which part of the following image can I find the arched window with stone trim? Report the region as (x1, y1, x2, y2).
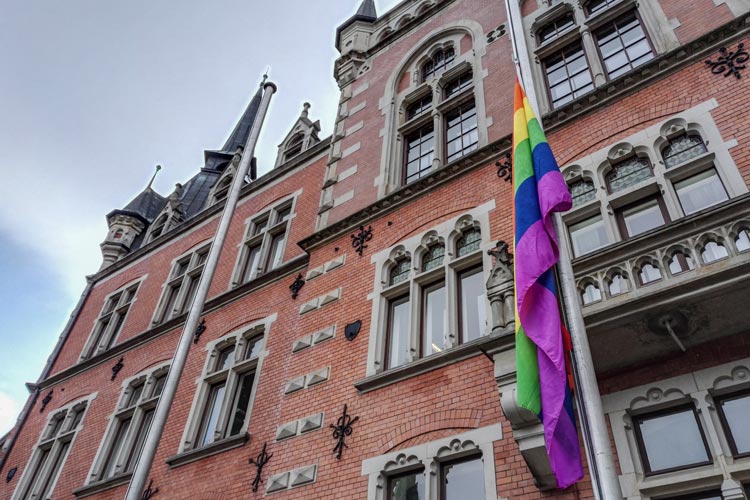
(701, 239, 729, 264)
(389, 257, 412, 286)
(580, 281, 602, 305)
(147, 213, 169, 242)
(456, 227, 481, 257)
(569, 178, 596, 208)
(607, 271, 629, 297)
(666, 249, 695, 276)
(421, 243, 445, 272)
(421, 46, 455, 81)
(637, 260, 662, 285)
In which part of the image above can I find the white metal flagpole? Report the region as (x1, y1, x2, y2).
(502, 1, 622, 498)
(124, 77, 277, 500)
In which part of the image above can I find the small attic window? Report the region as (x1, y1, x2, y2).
(284, 134, 304, 161)
(212, 175, 233, 204)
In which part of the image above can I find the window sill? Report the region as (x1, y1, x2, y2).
(165, 433, 249, 469)
(354, 329, 513, 394)
(73, 472, 132, 498)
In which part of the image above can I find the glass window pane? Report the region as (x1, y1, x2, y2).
(387, 297, 411, 369)
(442, 457, 485, 500)
(125, 409, 154, 472)
(389, 470, 425, 500)
(151, 373, 167, 398)
(242, 245, 262, 283)
(229, 372, 255, 436)
(422, 245, 445, 272)
(267, 233, 286, 271)
(719, 393, 750, 456)
(460, 267, 486, 343)
(199, 383, 226, 447)
(621, 199, 665, 237)
(569, 216, 609, 256)
(675, 170, 728, 215)
(457, 229, 481, 256)
(423, 283, 446, 356)
(244, 336, 264, 359)
(635, 406, 710, 473)
(126, 383, 144, 408)
(39, 441, 70, 499)
(102, 417, 132, 478)
(216, 346, 236, 371)
(21, 448, 50, 499)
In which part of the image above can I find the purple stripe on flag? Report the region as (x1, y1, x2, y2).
(537, 171, 571, 249)
(515, 220, 558, 314)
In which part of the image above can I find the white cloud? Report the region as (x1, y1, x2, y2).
(0, 391, 21, 436)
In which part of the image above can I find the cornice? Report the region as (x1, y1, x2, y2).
(298, 135, 513, 252)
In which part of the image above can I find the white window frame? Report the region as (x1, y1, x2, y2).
(151, 241, 212, 325)
(79, 278, 144, 361)
(361, 424, 502, 500)
(365, 202, 495, 377)
(602, 357, 750, 499)
(12, 394, 95, 500)
(178, 314, 275, 453)
(84, 363, 169, 486)
(229, 195, 298, 288)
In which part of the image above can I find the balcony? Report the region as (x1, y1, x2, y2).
(571, 194, 750, 374)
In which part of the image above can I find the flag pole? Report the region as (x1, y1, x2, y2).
(124, 77, 277, 500)
(502, 1, 622, 498)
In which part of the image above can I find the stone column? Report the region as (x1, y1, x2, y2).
(581, 26, 607, 86)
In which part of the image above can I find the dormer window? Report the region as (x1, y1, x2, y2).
(148, 214, 168, 242)
(283, 134, 304, 161)
(421, 47, 455, 81)
(212, 175, 232, 204)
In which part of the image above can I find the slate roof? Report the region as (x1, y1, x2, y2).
(107, 187, 166, 225)
(336, 0, 378, 49)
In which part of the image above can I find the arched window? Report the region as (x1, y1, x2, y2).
(406, 93, 432, 120)
(668, 251, 695, 275)
(736, 229, 750, 253)
(570, 179, 596, 208)
(421, 47, 455, 81)
(605, 155, 653, 193)
(456, 228, 481, 257)
(701, 241, 728, 263)
(581, 283, 602, 305)
(421, 244, 445, 272)
(638, 263, 662, 285)
(212, 175, 233, 204)
(390, 258, 412, 286)
(284, 134, 304, 161)
(537, 13, 576, 43)
(608, 273, 628, 296)
(148, 214, 169, 242)
(585, 0, 618, 15)
(662, 134, 707, 169)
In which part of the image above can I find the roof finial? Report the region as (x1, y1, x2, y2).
(261, 67, 270, 88)
(302, 102, 311, 118)
(147, 165, 162, 190)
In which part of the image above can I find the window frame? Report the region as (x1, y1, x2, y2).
(86, 364, 169, 486)
(715, 389, 750, 459)
(615, 195, 670, 239)
(12, 397, 92, 500)
(179, 319, 272, 454)
(231, 197, 296, 288)
(631, 403, 713, 476)
(152, 242, 211, 325)
(80, 279, 142, 361)
(541, 39, 595, 109)
(592, 9, 655, 81)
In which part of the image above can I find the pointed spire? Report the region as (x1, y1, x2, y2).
(355, 0, 377, 19)
(220, 83, 264, 154)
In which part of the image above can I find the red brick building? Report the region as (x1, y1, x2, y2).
(2, 0, 750, 499)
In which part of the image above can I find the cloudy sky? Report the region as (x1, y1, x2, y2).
(0, 0, 402, 436)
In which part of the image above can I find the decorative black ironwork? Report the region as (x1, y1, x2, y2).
(6, 467, 17, 483)
(330, 404, 359, 460)
(344, 320, 362, 342)
(141, 478, 159, 500)
(705, 43, 749, 79)
(351, 225, 373, 256)
(111, 357, 124, 381)
(289, 273, 306, 300)
(39, 390, 53, 413)
(193, 319, 207, 345)
(248, 442, 273, 493)
(496, 152, 512, 183)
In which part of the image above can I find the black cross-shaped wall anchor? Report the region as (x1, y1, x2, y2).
(248, 442, 273, 492)
(111, 357, 124, 381)
(141, 478, 159, 500)
(39, 390, 53, 413)
(193, 319, 207, 345)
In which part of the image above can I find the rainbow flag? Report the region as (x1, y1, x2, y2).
(512, 80, 583, 489)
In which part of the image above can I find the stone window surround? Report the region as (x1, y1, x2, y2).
(523, 0, 680, 115)
(80, 362, 169, 493)
(12, 393, 96, 500)
(377, 20, 491, 199)
(228, 191, 301, 289)
(79, 276, 146, 362)
(360, 424, 502, 500)
(560, 99, 747, 263)
(176, 314, 275, 455)
(364, 200, 495, 378)
(602, 357, 750, 499)
(207, 160, 238, 207)
(150, 240, 213, 325)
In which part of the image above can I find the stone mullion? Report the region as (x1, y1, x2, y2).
(581, 25, 607, 86)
